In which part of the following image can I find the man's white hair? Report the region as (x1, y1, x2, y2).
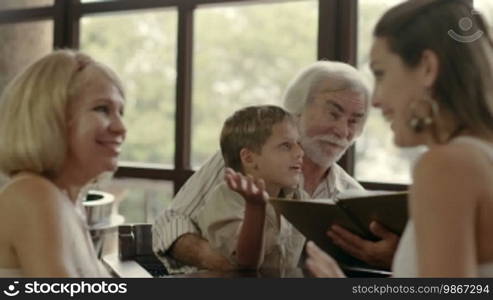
(282, 61, 371, 118)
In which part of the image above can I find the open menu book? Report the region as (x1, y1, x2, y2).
(269, 190, 408, 272)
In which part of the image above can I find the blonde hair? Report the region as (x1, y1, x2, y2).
(0, 49, 124, 178)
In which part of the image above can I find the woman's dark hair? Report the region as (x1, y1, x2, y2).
(375, 0, 493, 136)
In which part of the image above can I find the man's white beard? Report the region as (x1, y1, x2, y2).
(300, 135, 350, 169)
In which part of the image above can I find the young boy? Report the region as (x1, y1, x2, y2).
(197, 105, 306, 271)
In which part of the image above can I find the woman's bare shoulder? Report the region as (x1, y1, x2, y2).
(411, 142, 491, 207)
(0, 174, 64, 214)
(0, 174, 67, 258)
(414, 142, 491, 177)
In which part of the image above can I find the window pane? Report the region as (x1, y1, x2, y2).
(0, 20, 53, 95)
(99, 179, 173, 224)
(355, 0, 425, 184)
(192, 0, 317, 167)
(80, 9, 177, 166)
(475, 0, 493, 26)
(0, 0, 53, 9)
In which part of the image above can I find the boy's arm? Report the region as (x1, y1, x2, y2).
(236, 202, 266, 269)
(225, 168, 269, 269)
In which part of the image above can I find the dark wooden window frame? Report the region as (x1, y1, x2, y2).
(0, 0, 410, 192)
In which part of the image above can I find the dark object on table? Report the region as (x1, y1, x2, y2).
(119, 224, 168, 277)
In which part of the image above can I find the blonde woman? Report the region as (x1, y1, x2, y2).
(0, 50, 126, 277)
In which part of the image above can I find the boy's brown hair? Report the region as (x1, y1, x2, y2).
(220, 105, 295, 173)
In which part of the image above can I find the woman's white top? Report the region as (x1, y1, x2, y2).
(392, 136, 493, 277)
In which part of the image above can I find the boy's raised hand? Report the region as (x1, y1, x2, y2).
(224, 168, 269, 206)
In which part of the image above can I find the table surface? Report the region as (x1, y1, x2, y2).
(102, 254, 153, 278)
(164, 268, 309, 278)
(103, 253, 391, 278)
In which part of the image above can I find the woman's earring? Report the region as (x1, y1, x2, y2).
(408, 95, 439, 133)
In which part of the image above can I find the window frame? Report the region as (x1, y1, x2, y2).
(0, 0, 414, 192)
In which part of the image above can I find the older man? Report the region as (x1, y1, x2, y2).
(152, 61, 398, 274)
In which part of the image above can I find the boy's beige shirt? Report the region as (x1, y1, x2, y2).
(197, 182, 306, 271)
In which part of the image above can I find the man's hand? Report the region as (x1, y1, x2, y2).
(224, 168, 268, 207)
(170, 233, 234, 271)
(327, 221, 399, 269)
